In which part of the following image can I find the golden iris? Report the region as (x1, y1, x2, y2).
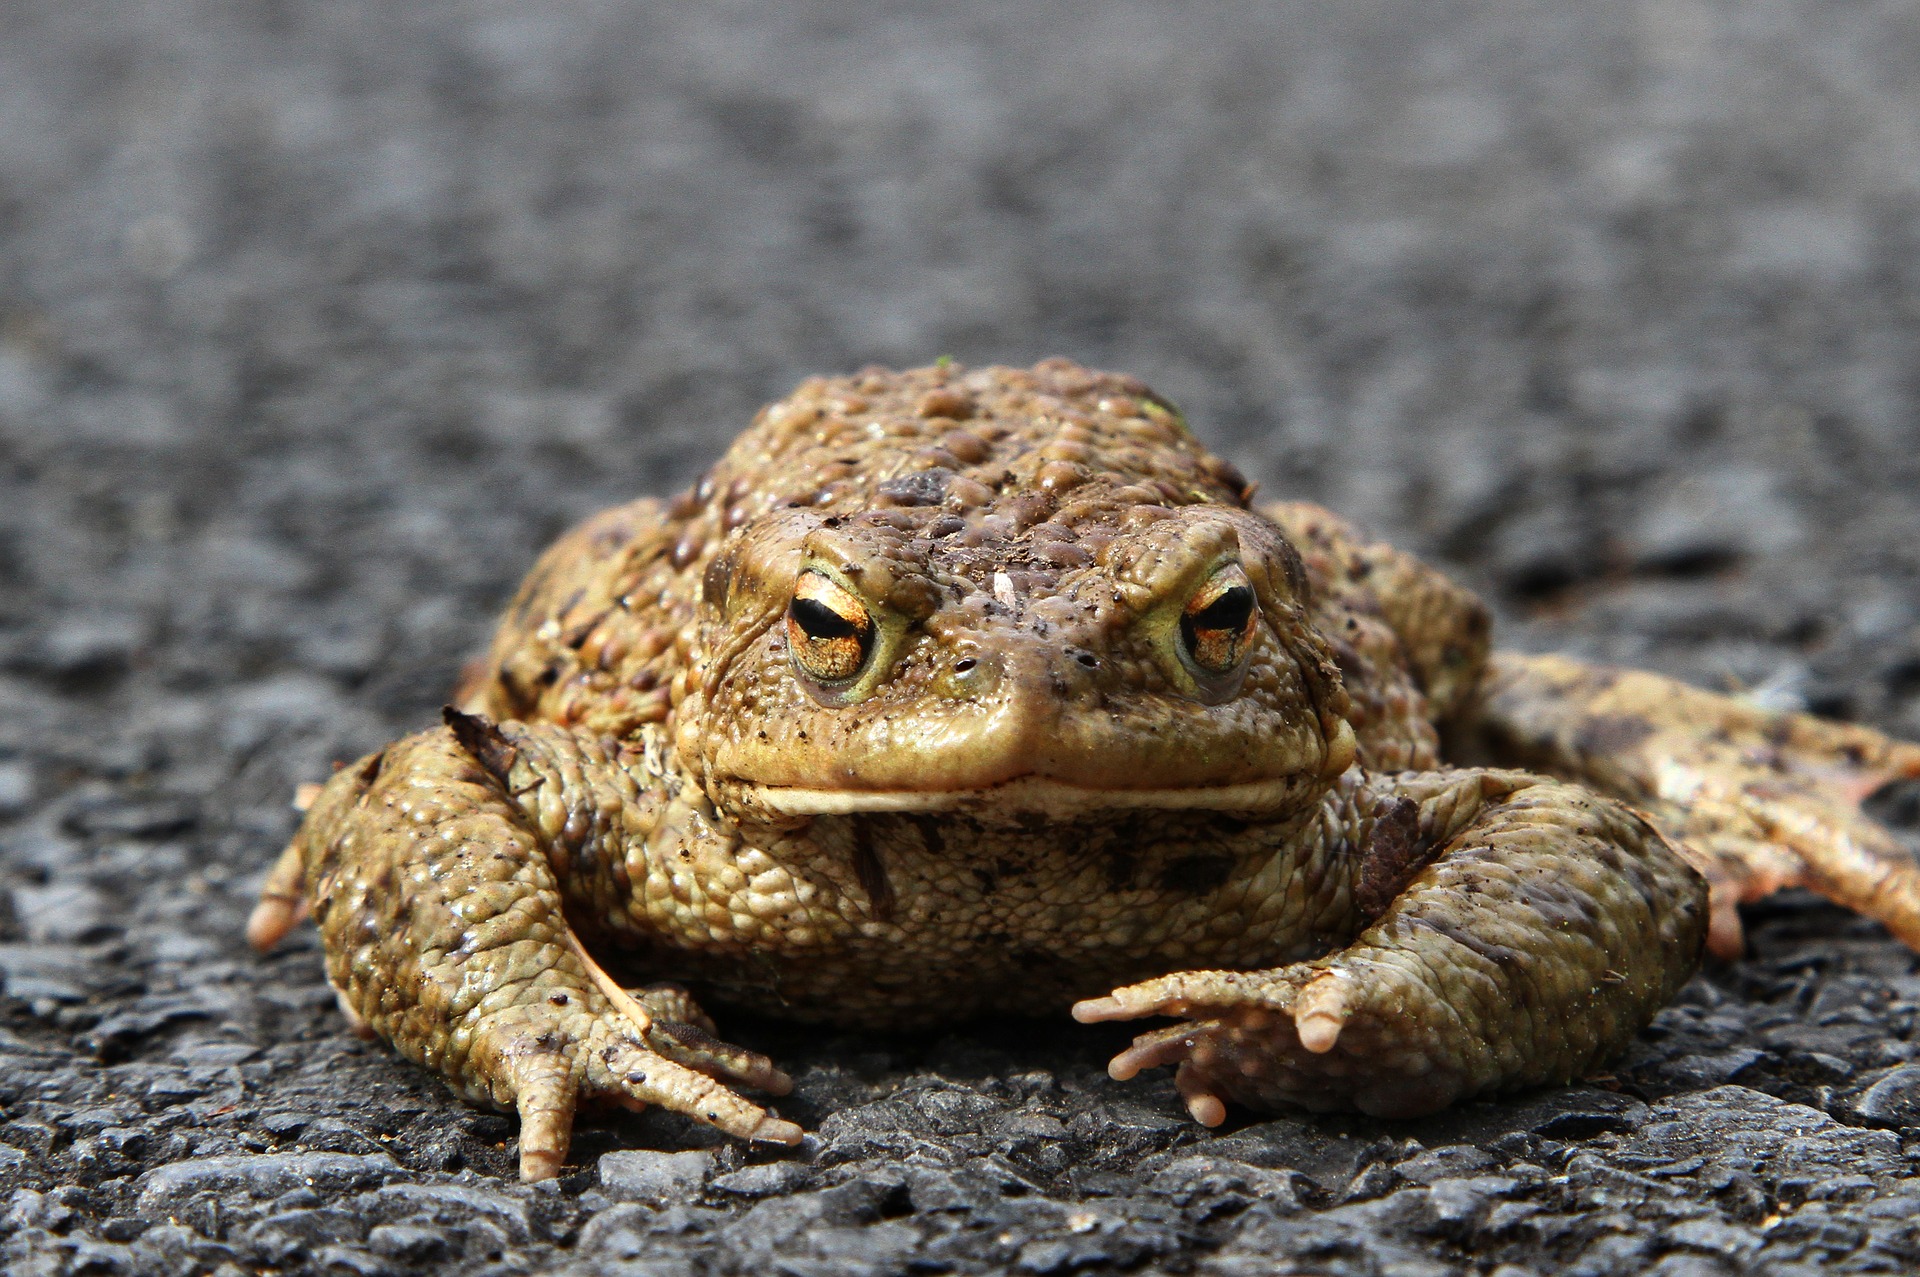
(787, 572, 874, 684)
(1179, 573, 1256, 675)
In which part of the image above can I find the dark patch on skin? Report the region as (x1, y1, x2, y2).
(876, 469, 953, 507)
(1159, 854, 1234, 896)
(1328, 637, 1370, 689)
(1106, 849, 1139, 893)
(560, 608, 610, 651)
(1591, 821, 1668, 914)
(496, 664, 530, 713)
(589, 520, 631, 554)
(850, 819, 895, 922)
(1410, 913, 1523, 972)
(442, 706, 519, 784)
(1574, 714, 1657, 758)
(972, 867, 999, 894)
(912, 814, 945, 857)
(1765, 717, 1795, 750)
(702, 553, 732, 611)
(1352, 796, 1428, 920)
(1278, 540, 1311, 604)
(650, 1018, 723, 1053)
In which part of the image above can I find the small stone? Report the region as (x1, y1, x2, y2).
(598, 1148, 713, 1203)
(307, 1245, 393, 1277)
(1843, 1063, 1920, 1126)
(1395, 1145, 1499, 1186)
(1204, 1120, 1385, 1191)
(1487, 500, 1594, 598)
(366, 1224, 448, 1263)
(172, 1041, 263, 1068)
(1628, 467, 1803, 573)
(16, 613, 146, 682)
(1654, 1048, 1765, 1090)
(59, 794, 197, 839)
(709, 1160, 810, 1198)
(0, 762, 33, 817)
(237, 1208, 367, 1266)
(135, 1152, 397, 1211)
(130, 1223, 239, 1273)
(574, 1203, 654, 1259)
(1148, 1154, 1309, 1212)
(9, 883, 111, 945)
(357, 1182, 533, 1242)
(1424, 1175, 1518, 1228)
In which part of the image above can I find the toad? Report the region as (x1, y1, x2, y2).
(250, 359, 1920, 1181)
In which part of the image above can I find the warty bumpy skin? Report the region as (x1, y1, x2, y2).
(251, 359, 1920, 1181)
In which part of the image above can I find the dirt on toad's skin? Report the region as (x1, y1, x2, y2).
(7, 2, 1920, 1274)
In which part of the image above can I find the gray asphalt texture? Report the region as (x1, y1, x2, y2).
(5, 2, 1920, 1274)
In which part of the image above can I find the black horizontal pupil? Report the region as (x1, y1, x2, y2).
(790, 596, 862, 640)
(1191, 585, 1253, 632)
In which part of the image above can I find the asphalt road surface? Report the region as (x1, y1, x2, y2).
(5, 2, 1920, 1273)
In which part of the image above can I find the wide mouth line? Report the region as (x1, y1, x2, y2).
(745, 774, 1301, 815)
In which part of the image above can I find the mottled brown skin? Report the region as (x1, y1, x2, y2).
(250, 360, 1920, 1181)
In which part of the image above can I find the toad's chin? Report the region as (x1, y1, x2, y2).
(740, 773, 1313, 817)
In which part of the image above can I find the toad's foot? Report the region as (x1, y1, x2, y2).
(1078, 964, 1470, 1123)
(269, 719, 801, 1181)
(472, 945, 800, 1182)
(1077, 770, 1705, 1123)
(1473, 651, 1920, 957)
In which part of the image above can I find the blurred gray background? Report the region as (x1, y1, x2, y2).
(5, 2, 1920, 1274)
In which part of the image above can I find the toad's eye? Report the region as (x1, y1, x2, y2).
(787, 572, 874, 684)
(1179, 575, 1257, 676)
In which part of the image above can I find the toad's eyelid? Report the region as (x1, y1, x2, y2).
(1185, 563, 1253, 611)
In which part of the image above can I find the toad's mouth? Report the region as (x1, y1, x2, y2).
(743, 774, 1307, 817)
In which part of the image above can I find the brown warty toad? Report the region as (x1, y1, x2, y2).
(250, 359, 1920, 1181)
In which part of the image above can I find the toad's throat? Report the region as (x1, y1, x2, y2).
(745, 774, 1311, 816)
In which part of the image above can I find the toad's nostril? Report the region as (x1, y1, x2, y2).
(1074, 652, 1099, 669)
(954, 657, 978, 674)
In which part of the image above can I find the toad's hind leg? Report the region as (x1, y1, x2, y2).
(1464, 650, 1920, 957)
(248, 715, 800, 1180)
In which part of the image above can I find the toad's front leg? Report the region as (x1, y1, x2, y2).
(1076, 771, 1706, 1123)
(248, 712, 800, 1181)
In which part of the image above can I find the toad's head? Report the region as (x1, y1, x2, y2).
(675, 363, 1355, 825)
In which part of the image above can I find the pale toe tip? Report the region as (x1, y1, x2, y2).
(518, 1146, 566, 1183)
(246, 897, 301, 951)
(1071, 996, 1125, 1023)
(751, 1116, 805, 1145)
(1185, 1092, 1227, 1127)
(1293, 973, 1350, 1054)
